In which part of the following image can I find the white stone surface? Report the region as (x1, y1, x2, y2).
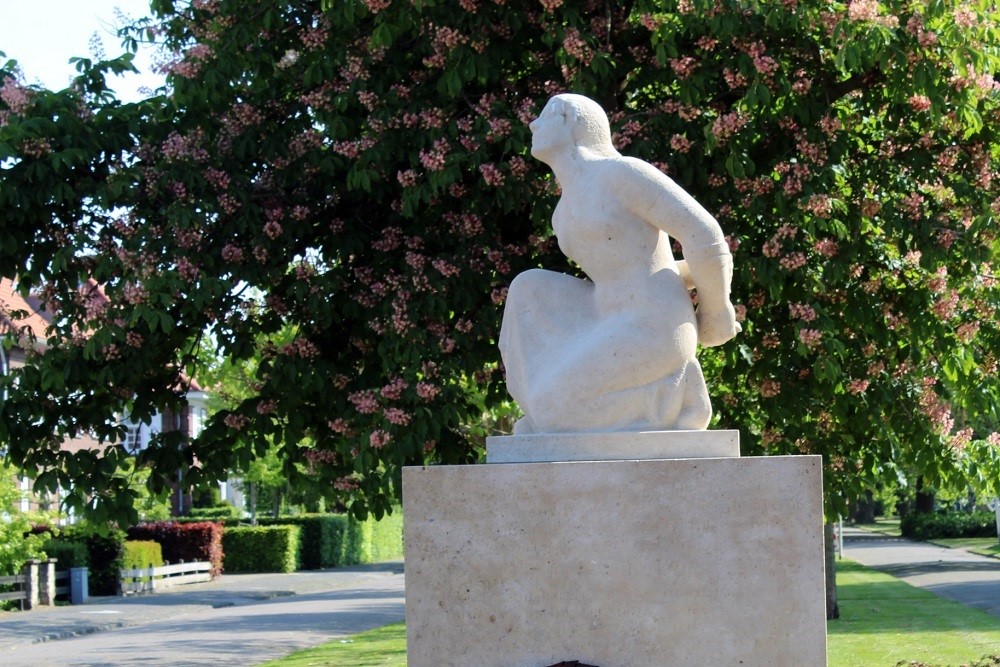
(499, 94, 740, 435)
(486, 429, 739, 463)
(404, 455, 827, 666)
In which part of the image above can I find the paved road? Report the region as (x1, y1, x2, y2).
(842, 526, 1000, 618)
(0, 562, 405, 666)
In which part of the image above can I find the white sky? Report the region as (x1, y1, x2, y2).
(0, 0, 163, 100)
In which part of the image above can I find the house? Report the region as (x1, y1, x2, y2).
(1, 277, 225, 518)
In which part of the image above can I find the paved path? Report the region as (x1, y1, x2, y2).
(0, 562, 405, 666)
(842, 526, 1000, 618)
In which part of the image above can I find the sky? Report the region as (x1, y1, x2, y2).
(0, 0, 162, 100)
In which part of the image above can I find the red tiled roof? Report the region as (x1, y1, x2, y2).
(0, 277, 51, 345)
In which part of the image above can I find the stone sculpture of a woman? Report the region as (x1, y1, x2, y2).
(499, 94, 740, 435)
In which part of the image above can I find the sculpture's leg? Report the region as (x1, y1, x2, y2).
(674, 360, 712, 430)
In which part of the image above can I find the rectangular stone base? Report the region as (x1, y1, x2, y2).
(404, 455, 827, 666)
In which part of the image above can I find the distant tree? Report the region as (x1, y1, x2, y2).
(0, 463, 47, 577)
(0, 0, 997, 528)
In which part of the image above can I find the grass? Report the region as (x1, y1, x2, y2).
(829, 559, 1000, 666)
(930, 537, 1000, 559)
(261, 559, 1000, 667)
(257, 622, 406, 667)
(854, 517, 903, 537)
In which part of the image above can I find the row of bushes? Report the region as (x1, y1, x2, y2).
(39, 509, 404, 586)
(900, 510, 998, 541)
(222, 509, 405, 573)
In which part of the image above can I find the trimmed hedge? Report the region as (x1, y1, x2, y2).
(57, 527, 129, 596)
(43, 538, 89, 570)
(900, 510, 998, 541)
(187, 505, 242, 520)
(223, 525, 300, 573)
(336, 508, 405, 565)
(256, 515, 343, 569)
(127, 521, 224, 577)
(123, 540, 164, 570)
(250, 508, 404, 569)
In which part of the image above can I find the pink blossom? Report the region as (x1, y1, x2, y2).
(847, 0, 878, 21)
(956, 321, 979, 343)
(539, 0, 563, 12)
(381, 378, 409, 400)
(779, 252, 807, 271)
(953, 7, 976, 29)
(847, 379, 869, 395)
(397, 169, 419, 187)
(221, 243, 244, 263)
(900, 193, 924, 220)
(416, 382, 440, 400)
(950, 428, 973, 452)
(384, 407, 411, 426)
(798, 328, 823, 350)
(328, 418, 350, 433)
(814, 239, 839, 257)
(369, 429, 391, 449)
(349, 390, 380, 414)
(931, 289, 960, 320)
(479, 163, 505, 186)
(264, 220, 282, 239)
(670, 134, 692, 153)
(711, 111, 746, 143)
(790, 303, 818, 322)
(0, 77, 32, 114)
(224, 414, 248, 430)
(759, 379, 781, 398)
(669, 56, 699, 79)
(908, 95, 932, 112)
(419, 139, 449, 171)
(987, 432, 1000, 447)
(256, 400, 276, 415)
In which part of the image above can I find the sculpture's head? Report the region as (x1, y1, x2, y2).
(529, 93, 615, 163)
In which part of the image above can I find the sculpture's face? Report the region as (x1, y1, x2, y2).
(529, 98, 571, 162)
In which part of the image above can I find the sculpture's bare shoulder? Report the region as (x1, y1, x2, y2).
(592, 155, 687, 212)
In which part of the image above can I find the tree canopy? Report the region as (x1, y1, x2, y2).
(1, 0, 998, 524)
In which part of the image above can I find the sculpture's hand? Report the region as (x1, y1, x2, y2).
(697, 301, 741, 347)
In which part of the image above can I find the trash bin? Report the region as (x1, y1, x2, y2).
(69, 567, 89, 605)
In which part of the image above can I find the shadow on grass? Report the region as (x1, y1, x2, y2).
(831, 561, 1000, 635)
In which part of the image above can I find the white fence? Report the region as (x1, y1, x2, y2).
(120, 561, 212, 595)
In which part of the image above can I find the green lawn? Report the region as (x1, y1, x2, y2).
(261, 559, 1000, 667)
(854, 517, 903, 537)
(257, 622, 406, 667)
(931, 537, 1000, 559)
(829, 559, 1000, 666)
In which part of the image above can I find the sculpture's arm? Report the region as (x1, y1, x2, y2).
(626, 163, 740, 347)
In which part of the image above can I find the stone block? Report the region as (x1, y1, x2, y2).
(404, 455, 826, 666)
(486, 429, 739, 463)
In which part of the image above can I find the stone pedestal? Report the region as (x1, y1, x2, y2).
(404, 435, 827, 666)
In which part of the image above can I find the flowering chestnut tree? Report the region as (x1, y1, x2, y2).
(1, 0, 998, 525)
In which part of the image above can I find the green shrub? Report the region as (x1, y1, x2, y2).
(257, 515, 345, 569)
(122, 540, 164, 570)
(900, 510, 998, 541)
(335, 507, 404, 566)
(187, 505, 242, 520)
(223, 525, 300, 573)
(126, 522, 224, 577)
(43, 538, 89, 570)
(58, 527, 127, 596)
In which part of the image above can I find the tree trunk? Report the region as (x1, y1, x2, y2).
(824, 522, 839, 620)
(915, 478, 935, 514)
(249, 482, 258, 526)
